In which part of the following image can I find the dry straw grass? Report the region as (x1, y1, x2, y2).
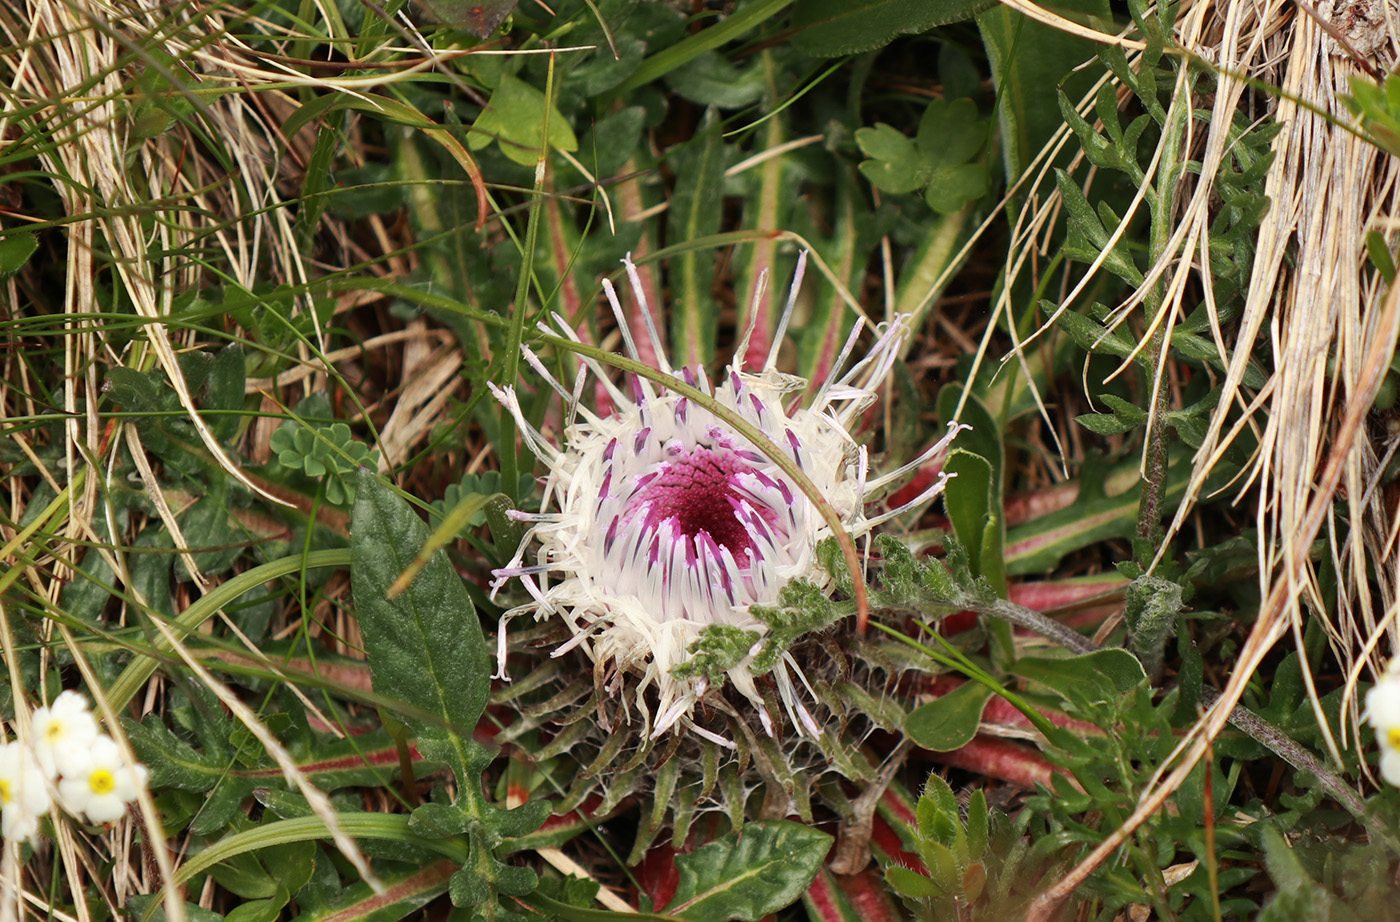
(0, 0, 410, 916)
(990, 0, 1400, 911)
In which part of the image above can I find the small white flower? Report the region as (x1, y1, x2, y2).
(0, 742, 52, 841)
(1367, 661, 1400, 786)
(31, 690, 100, 779)
(57, 735, 147, 824)
(491, 252, 962, 743)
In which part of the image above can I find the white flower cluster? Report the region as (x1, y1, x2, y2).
(0, 691, 148, 841)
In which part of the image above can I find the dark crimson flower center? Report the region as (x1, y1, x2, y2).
(638, 447, 753, 558)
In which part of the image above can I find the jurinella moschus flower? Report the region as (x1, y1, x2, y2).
(489, 252, 962, 748)
(1366, 658, 1400, 786)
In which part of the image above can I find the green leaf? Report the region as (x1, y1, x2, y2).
(665, 821, 832, 921)
(1256, 825, 1343, 922)
(211, 851, 282, 900)
(1014, 648, 1147, 697)
(749, 579, 849, 674)
(964, 790, 989, 858)
(665, 51, 765, 109)
(791, 0, 995, 57)
(0, 231, 38, 279)
(920, 840, 961, 894)
(1054, 170, 1144, 285)
(917, 98, 986, 168)
(885, 865, 943, 899)
(272, 421, 379, 506)
(409, 802, 472, 839)
(1075, 412, 1138, 436)
(468, 74, 578, 166)
(126, 897, 224, 922)
(205, 345, 246, 440)
(924, 163, 989, 213)
(856, 124, 928, 194)
(916, 775, 959, 846)
(941, 449, 1005, 598)
(351, 470, 491, 778)
(978, 0, 1111, 181)
(1050, 301, 1139, 360)
(905, 681, 992, 752)
(1368, 230, 1397, 284)
(937, 384, 1002, 494)
(225, 892, 287, 922)
(104, 366, 165, 414)
(287, 861, 454, 922)
(942, 450, 992, 564)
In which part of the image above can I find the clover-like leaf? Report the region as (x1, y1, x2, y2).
(855, 124, 928, 194)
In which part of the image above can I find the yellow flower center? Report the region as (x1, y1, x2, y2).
(0, 778, 10, 805)
(88, 770, 115, 796)
(1388, 728, 1400, 750)
(45, 720, 64, 743)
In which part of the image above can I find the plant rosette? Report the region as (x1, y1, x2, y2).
(490, 253, 961, 772)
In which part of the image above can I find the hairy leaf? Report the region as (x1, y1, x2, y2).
(351, 470, 490, 778)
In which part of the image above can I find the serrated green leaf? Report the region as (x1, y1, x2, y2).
(351, 471, 490, 780)
(905, 681, 992, 752)
(665, 821, 832, 922)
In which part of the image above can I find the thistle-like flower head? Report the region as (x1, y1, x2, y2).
(491, 253, 960, 745)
